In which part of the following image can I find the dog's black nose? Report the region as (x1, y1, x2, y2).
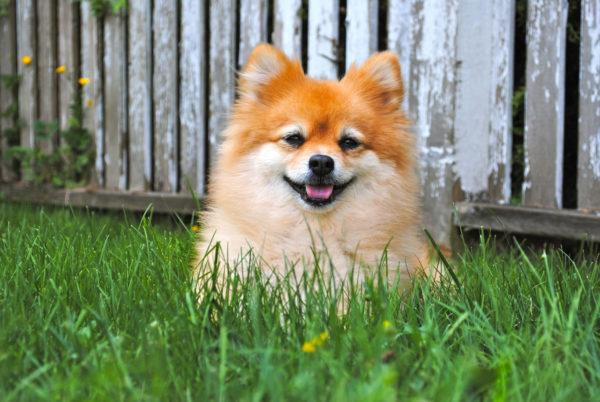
(308, 154, 334, 176)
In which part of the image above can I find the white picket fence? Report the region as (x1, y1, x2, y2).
(1, 0, 599, 246)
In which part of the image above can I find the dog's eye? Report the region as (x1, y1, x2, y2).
(339, 137, 360, 150)
(283, 133, 304, 148)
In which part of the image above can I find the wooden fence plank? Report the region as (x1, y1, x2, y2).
(17, 0, 37, 151)
(128, 0, 152, 191)
(80, 2, 104, 187)
(456, 202, 600, 242)
(153, 0, 178, 192)
(104, 12, 128, 190)
(0, 183, 198, 215)
(487, 0, 514, 202)
(238, 0, 269, 66)
(454, 0, 514, 203)
(523, 0, 567, 208)
(208, 0, 236, 167)
(272, 0, 302, 59)
(409, 0, 459, 247)
(345, 0, 378, 70)
(57, 0, 79, 132)
(578, 0, 600, 212)
(308, 0, 339, 79)
(36, 0, 58, 154)
(387, 0, 413, 110)
(0, 0, 17, 182)
(180, 0, 207, 195)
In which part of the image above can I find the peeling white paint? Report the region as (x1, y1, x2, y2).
(273, 0, 302, 59)
(455, 0, 492, 195)
(80, 1, 104, 187)
(308, 0, 339, 79)
(387, 0, 413, 111)
(588, 136, 600, 178)
(345, 0, 378, 69)
(153, 0, 178, 192)
(209, 0, 236, 167)
(239, 0, 269, 66)
(128, 0, 152, 190)
(180, 0, 206, 194)
(523, 0, 567, 208)
(578, 0, 600, 209)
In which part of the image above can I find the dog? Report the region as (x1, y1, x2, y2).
(194, 44, 428, 288)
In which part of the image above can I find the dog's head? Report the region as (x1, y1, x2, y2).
(219, 44, 415, 213)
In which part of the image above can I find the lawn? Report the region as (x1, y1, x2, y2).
(0, 202, 599, 401)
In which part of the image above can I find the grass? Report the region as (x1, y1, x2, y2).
(0, 202, 599, 401)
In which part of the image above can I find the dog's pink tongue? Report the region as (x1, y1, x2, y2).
(306, 184, 334, 200)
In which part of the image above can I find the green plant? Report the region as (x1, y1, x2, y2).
(77, 0, 128, 17)
(2, 74, 95, 187)
(0, 73, 21, 176)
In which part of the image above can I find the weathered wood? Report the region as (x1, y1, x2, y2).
(578, 0, 600, 212)
(153, 0, 178, 192)
(80, 2, 104, 187)
(0, 0, 17, 181)
(272, 0, 303, 59)
(208, 0, 236, 167)
(0, 184, 198, 214)
(128, 0, 152, 191)
(16, 0, 37, 150)
(36, 0, 58, 154)
(180, 0, 207, 195)
(308, 0, 339, 79)
(523, 0, 568, 208)
(409, 0, 459, 248)
(455, 202, 600, 242)
(487, 0, 514, 202)
(57, 0, 79, 132)
(238, 0, 269, 66)
(454, 0, 514, 203)
(345, 0, 378, 70)
(387, 0, 413, 111)
(104, 12, 128, 190)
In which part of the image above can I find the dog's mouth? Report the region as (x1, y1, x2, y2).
(283, 176, 354, 207)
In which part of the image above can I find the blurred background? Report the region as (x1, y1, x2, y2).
(0, 0, 598, 248)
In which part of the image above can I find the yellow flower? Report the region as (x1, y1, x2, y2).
(85, 99, 94, 108)
(301, 341, 316, 353)
(191, 225, 201, 233)
(383, 320, 393, 330)
(314, 331, 329, 346)
(78, 77, 90, 86)
(55, 65, 66, 74)
(21, 55, 32, 65)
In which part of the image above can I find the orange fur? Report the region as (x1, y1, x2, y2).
(194, 44, 428, 287)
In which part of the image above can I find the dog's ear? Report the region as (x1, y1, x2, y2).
(342, 51, 404, 109)
(239, 44, 303, 102)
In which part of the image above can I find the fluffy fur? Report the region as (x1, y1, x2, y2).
(195, 44, 428, 286)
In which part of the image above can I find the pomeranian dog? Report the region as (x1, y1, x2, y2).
(195, 44, 428, 287)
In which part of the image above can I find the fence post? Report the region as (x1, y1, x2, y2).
(454, 0, 514, 203)
(179, 0, 207, 195)
(152, 0, 178, 192)
(272, 0, 303, 60)
(17, 0, 37, 153)
(345, 0, 378, 70)
(208, 0, 236, 168)
(578, 0, 600, 212)
(523, 0, 568, 208)
(128, 0, 153, 191)
(407, 0, 459, 249)
(80, 2, 104, 187)
(308, 0, 339, 79)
